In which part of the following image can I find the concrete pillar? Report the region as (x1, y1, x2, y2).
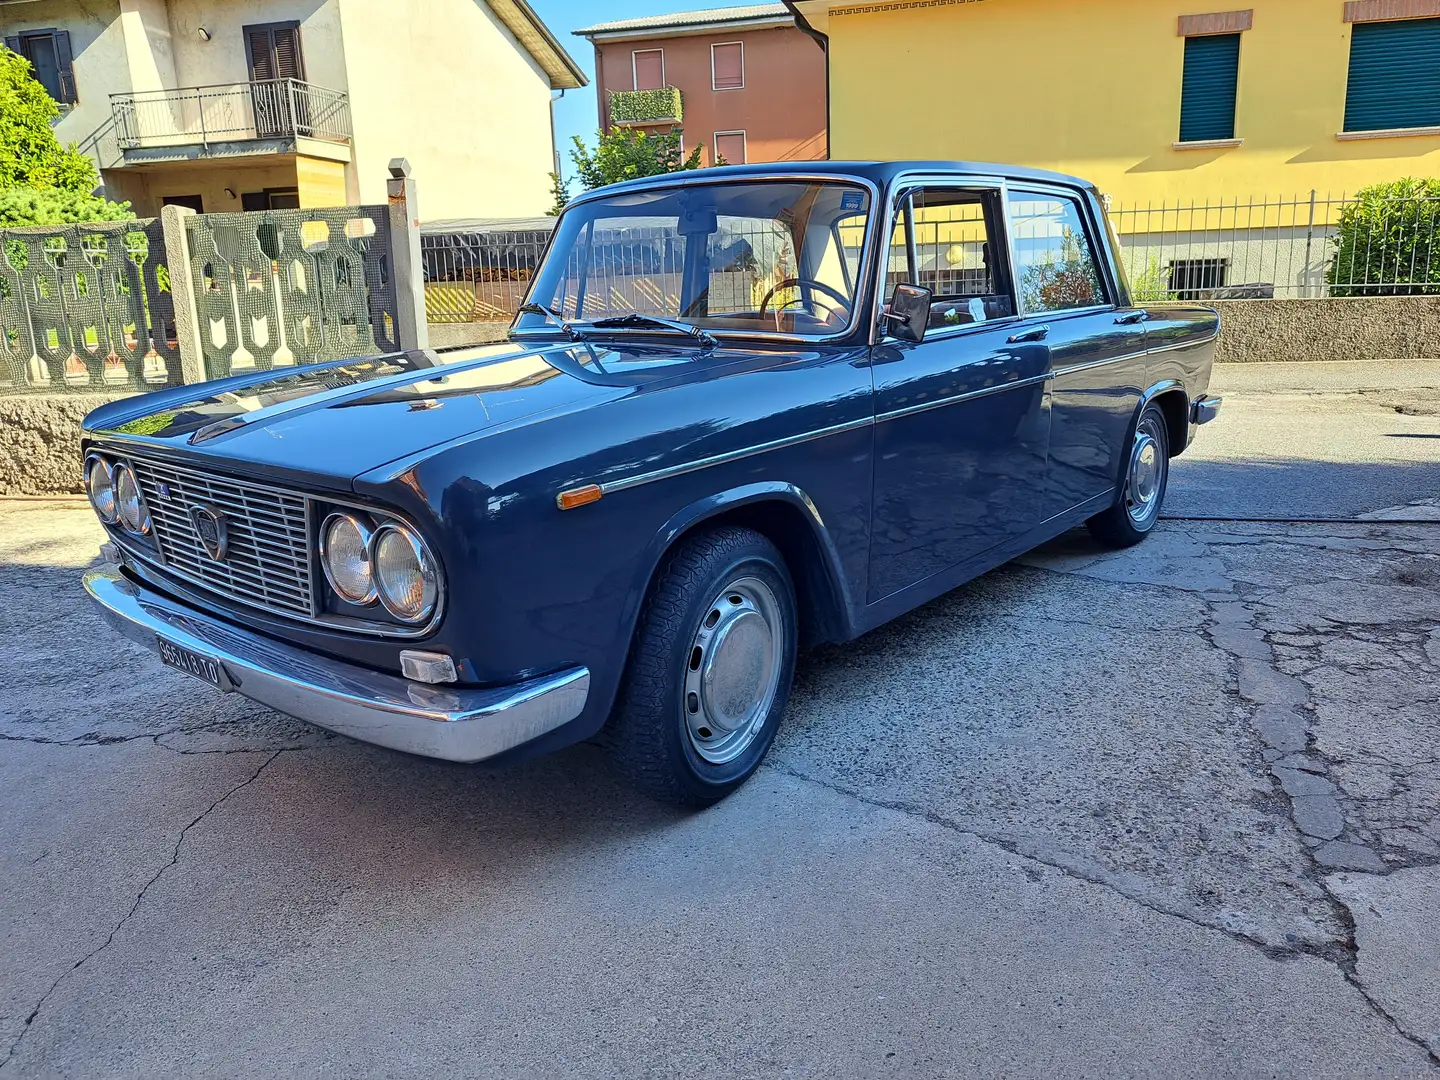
(385, 158, 429, 352)
(159, 204, 207, 385)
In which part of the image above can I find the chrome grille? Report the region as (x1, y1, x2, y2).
(131, 458, 315, 619)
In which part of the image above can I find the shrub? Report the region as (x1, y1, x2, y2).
(1128, 257, 1177, 302)
(0, 186, 134, 227)
(1328, 177, 1440, 297)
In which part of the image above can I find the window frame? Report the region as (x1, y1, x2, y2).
(6, 27, 76, 104)
(1004, 184, 1117, 319)
(711, 40, 745, 91)
(1341, 17, 1440, 135)
(875, 178, 1023, 344)
(631, 47, 665, 91)
(713, 129, 747, 165)
(1177, 31, 1242, 145)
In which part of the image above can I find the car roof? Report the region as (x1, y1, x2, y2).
(585, 160, 1097, 198)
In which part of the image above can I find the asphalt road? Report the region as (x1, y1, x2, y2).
(2, 361, 1439, 1078)
(1166, 359, 1440, 521)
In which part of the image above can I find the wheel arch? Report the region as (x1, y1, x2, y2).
(1138, 379, 1190, 459)
(634, 483, 859, 650)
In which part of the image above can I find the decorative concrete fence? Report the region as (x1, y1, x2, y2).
(0, 160, 427, 493)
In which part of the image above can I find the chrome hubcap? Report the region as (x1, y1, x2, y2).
(1126, 417, 1166, 525)
(683, 577, 784, 765)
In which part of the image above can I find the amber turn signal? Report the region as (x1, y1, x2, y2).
(556, 484, 603, 511)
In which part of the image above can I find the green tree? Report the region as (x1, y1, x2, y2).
(0, 187, 133, 227)
(568, 126, 704, 192)
(547, 170, 569, 216)
(0, 45, 96, 192)
(1328, 177, 1440, 297)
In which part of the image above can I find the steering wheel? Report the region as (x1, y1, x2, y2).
(757, 278, 851, 322)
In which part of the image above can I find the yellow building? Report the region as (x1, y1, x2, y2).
(791, 0, 1440, 205)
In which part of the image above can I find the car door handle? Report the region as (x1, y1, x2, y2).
(1007, 325, 1049, 344)
(1115, 310, 1149, 325)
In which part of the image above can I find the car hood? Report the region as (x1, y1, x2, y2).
(82, 340, 714, 489)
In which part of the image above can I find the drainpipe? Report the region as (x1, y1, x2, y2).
(781, 0, 830, 160)
(550, 88, 566, 177)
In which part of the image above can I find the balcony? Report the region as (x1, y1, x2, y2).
(109, 79, 352, 165)
(609, 86, 683, 128)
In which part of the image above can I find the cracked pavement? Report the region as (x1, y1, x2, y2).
(2, 360, 1439, 1077)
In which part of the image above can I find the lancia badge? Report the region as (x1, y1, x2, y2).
(189, 504, 229, 562)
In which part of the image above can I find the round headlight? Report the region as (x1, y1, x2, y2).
(372, 523, 438, 623)
(85, 454, 118, 525)
(321, 513, 376, 605)
(113, 463, 150, 535)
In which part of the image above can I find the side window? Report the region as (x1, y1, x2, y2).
(1006, 192, 1107, 314)
(632, 48, 664, 90)
(885, 188, 1015, 329)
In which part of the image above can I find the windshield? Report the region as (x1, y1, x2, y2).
(516, 180, 872, 339)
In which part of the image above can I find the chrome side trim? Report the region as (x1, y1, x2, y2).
(875, 371, 1050, 423)
(85, 567, 590, 764)
(1148, 332, 1220, 356)
(599, 415, 873, 496)
(1050, 350, 1148, 379)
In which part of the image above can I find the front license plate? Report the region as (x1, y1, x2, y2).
(157, 636, 228, 690)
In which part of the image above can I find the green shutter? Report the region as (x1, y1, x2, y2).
(1345, 18, 1440, 133)
(1179, 33, 1240, 143)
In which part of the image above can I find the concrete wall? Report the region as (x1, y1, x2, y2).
(593, 24, 827, 165)
(337, 0, 556, 219)
(1205, 296, 1440, 364)
(0, 393, 130, 495)
(803, 0, 1440, 207)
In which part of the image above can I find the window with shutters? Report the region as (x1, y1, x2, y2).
(1344, 17, 1440, 133)
(632, 49, 664, 91)
(714, 130, 746, 165)
(244, 22, 306, 83)
(5, 29, 77, 104)
(1178, 32, 1240, 143)
(712, 42, 744, 90)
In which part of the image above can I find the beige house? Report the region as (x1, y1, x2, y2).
(1, 0, 585, 218)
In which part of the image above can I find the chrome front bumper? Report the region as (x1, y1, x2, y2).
(84, 568, 590, 763)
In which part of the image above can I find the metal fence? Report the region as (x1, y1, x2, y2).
(112, 79, 352, 150)
(420, 222, 554, 322)
(1110, 192, 1440, 300)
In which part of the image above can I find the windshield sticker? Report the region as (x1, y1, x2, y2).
(841, 191, 865, 212)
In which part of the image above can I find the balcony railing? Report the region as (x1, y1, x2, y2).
(111, 79, 352, 151)
(609, 86, 683, 127)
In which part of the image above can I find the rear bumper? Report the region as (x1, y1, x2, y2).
(1192, 394, 1223, 425)
(84, 567, 590, 763)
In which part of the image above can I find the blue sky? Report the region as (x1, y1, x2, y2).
(530, 0, 698, 180)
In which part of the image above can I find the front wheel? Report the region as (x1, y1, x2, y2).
(608, 527, 798, 807)
(1087, 403, 1170, 548)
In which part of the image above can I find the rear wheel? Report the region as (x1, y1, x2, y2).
(608, 527, 797, 807)
(1087, 403, 1170, 548)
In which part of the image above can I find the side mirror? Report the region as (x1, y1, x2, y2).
(882, 283, 932, 343)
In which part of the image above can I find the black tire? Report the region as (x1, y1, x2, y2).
(1087, 402, 1171, 548)
(608, 526, 798, 807)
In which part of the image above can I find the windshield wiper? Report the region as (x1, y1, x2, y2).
(517, 302, 580, 340)
(589, 313, 718, 348)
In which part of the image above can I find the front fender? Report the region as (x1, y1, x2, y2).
(627, 481, 861, 648)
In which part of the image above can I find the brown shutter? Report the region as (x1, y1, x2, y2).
(54, 30, 76, 103)
(633, 49, 663, 90)
(247, 28, 276, 80)
(272, 26, 304, 81)
(712, 43, 743, 89)
(714, 131, 746, 165)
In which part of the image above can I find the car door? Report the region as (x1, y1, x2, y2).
(1005, 186, 1148, 520)
(868, 183, 1051, 602)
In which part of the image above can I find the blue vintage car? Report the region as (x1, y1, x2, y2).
(82, 161, 1220, 805)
